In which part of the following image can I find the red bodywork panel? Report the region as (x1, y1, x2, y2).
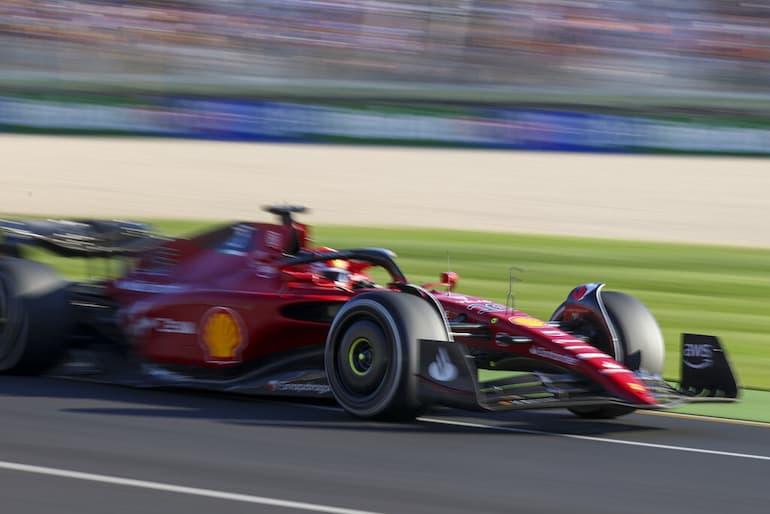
(110, 221, 351, 367)
(108, 219, 655, 406)
(432, 291, 657, 406)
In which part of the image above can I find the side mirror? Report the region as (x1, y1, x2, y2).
(440, 272, 459, 292)
(422, 272, 459, 292)
(441, 271, 460, 291)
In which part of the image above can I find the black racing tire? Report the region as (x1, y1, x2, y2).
(325, 291, 449, 421)
(555, 291, 665, 420)
(0, 257, 71, 374)
(600, 291, 665, 376)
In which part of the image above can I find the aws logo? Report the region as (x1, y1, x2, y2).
(683, 343, 714, 369)
(199, 307, 246, 364)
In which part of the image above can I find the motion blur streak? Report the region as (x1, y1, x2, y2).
(0, 460, 387, 514)
(418, 417, 770, 461)
(1, 0, 769, 96)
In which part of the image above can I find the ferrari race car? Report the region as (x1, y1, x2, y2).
(0, 206, 738, 420)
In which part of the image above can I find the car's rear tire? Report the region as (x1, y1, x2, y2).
(0, 258, 71, 374)
(554, 291, 665, 420)
(325, 291, 449, 421)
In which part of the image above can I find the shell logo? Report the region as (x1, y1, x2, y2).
(199, 307, 246, 364)
(509, 316, 547, 328)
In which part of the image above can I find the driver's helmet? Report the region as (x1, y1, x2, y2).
(312, 258, 350, 284)
(320, 266, 350, 283)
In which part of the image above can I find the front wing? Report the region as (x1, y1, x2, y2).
(415, 335, 739, 412)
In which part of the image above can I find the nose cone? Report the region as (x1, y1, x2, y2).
(594, 361, 657, 405)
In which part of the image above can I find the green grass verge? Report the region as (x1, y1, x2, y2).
(8, 218, 769, 420)
(668, 388, 770, 423)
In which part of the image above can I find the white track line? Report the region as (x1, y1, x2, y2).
(0, 460, 385, 514)
(291, 403, 770, 461)
(417, 417, 770, 461)
(304, 401, 770, 429)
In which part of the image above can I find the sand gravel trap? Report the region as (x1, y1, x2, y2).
(1, 135, 768, 247)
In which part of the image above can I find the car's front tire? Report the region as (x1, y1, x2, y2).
(554, 290, 665, 420)
(325, 291, 449, 421)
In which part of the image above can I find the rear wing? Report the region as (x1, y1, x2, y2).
(0, 219, 164, 258)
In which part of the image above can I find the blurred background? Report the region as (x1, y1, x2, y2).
(3, 0, 770, 95)
(1, 0, 770, 152)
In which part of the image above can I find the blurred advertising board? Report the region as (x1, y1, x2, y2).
(1, 96, 768, 155)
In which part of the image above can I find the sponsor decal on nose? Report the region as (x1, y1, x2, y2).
(509, 316, 546, 328)
(528, 346, 578, 365)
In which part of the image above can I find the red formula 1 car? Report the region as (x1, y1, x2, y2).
(0, 206, 738, 420)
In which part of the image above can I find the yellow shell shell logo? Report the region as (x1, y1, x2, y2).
(509, 316, 547, 328)
(201, 308, 244, 362)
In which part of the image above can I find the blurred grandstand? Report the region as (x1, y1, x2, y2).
(1, 0, 769, 102)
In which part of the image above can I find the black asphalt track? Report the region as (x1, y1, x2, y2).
(0, 376, 767, 514)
